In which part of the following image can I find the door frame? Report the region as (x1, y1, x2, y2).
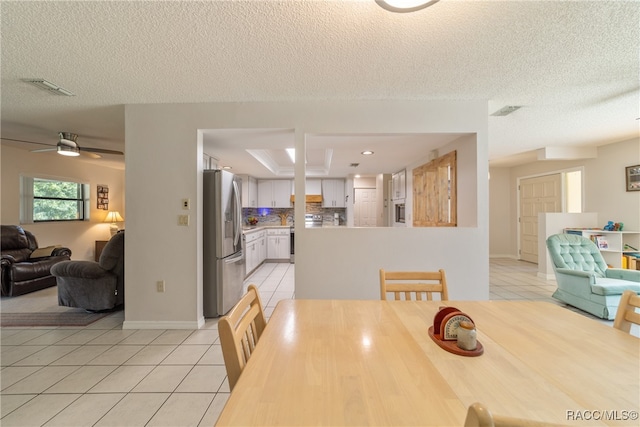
(516, 166, 584, 261)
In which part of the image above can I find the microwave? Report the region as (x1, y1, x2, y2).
(395, 203, 405, 223)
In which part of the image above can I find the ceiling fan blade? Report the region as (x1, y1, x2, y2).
(30, 147, 57, 153)
(1, 137, 54, 147)
(79, 151, 102, 159)
(80, 147, 124, 156)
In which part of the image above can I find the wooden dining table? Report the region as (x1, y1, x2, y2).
(215, 300, 640, 426)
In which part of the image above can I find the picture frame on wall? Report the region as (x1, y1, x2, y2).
(626, 165, 640, 192)
(97, 184, 109, 210)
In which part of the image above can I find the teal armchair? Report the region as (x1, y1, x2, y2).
(546, 233, 640, 319)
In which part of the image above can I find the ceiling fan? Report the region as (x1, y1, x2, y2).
(1, 132, 124, 158)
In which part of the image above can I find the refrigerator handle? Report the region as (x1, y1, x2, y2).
(233, 179, 242, 247)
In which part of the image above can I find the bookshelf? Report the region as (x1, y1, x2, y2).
(564, 229, 640, 268)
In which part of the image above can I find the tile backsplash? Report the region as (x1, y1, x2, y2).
(243, 203, 346, 226)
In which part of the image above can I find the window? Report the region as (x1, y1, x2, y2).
(21, 176, 90, 223)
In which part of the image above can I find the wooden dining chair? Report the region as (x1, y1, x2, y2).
(218, 284, 267, 391)
(464, 402, 565, 427)
(613, 290, 640, 333)
(379, 269, 448, 301)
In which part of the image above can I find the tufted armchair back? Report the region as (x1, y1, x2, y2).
(546, 234, 608, 277)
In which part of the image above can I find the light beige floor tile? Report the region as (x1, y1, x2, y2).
(50, 344, 112, 365)
(131, 365, 192, 393)
(94, 393, 169, 427)
(267, 291, 293, 307)
(0, 393, 80, 426)
(13, 345, 79, 366)
(55, 330, 109, 345)
(197, 344, 224, 365)
(44, 365, 118, 393)
(175, 365, 227, 393)
(0, 345, 48, 366)
(86, 329, 136, 345)
(124, 345, 176, 365)
(182, 329, 219, 345)
(89, 365, 154, 393)
(43, 393, 125, 427)
(119, 329, 165, 345)
(218, 377, 230, 393)
(0, 393, 36, 417)
(86, 344, 144, 365)
(83, 314, 124, 330)
(151, 329, 193, 345)
(160, 344, 209, 365)
(22, 329, 80, 345)
(146, 393, 215, 427)
(2, 366, 78, 394)
(0, 366, 42, 390)
(1, 329, 51, 346)
(198, 393, 230, 426)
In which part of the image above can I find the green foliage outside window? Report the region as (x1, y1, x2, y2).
(33, 178, 85, 221)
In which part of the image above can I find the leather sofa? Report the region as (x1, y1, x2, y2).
(1, 225, 72, 296)
(52, 230, 124, 311)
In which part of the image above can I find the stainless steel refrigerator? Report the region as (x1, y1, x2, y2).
(203, 170, 245, 317)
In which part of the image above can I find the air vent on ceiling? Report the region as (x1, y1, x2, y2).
(491, 106, 521, 116)
(350, 163, 360, 167)
(24, 79, 75, 96)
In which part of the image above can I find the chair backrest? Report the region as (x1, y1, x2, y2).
(218, 284, 267, 391)
(464, 402, 565, 427)
(613, 290, 640, 333)
(379, 269, 448, 301)
(546, 234, 608, 277)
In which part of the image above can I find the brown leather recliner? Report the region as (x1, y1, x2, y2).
(1, 225, 72, 296)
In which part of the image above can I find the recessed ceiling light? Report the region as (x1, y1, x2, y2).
(375, 0, 440, 13)
(24, 78, 75, 96)
(361, 151, 374, 155)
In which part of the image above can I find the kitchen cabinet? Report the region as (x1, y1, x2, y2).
(258, 180, 292, 208)
(244, 229, 266, 276)
(322, 179, 346, 207)
(392, 169, 406, 201)
(240, 175, 258, 208)
(267, 228, 290, 260)
(306, 179, 322, 195)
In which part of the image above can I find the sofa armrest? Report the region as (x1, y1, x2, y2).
(606, 268, 640, 282)
(51, 247, 72, 258)
(554, 268, 597, 283)
(1, 254, 17, 265)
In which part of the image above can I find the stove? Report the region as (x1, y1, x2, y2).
(305, 214, 323, 228)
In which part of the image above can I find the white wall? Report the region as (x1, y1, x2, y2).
(488, 137, 640, 258)
(1, 145, 125, 260)
(124, 100, 489, 329)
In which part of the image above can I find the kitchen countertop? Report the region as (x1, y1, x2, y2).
(243, 225, 291, 233)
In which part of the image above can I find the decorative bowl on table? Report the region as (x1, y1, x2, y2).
(248, 217, 258, 226)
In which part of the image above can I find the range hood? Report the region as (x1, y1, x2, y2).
(290, 195, 322, 203)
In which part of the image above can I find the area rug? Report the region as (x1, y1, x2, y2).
(0, 311, 111, 327)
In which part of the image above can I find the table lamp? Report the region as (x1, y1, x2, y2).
(104, 211, 124, 236)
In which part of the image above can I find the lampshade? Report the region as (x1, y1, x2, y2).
(104, 211, 124, 236)
(104, 211, 124, 223)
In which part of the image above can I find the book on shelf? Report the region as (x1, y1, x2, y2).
(590, 235, 608, 249)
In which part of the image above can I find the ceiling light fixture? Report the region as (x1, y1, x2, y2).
(56, 132, 80, 156)
(24, 79, 75, 96)
(361, 150, 374, 155)
(375, 0, 440, 13)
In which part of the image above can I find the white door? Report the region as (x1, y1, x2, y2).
(354, 188, 377, 227)
(519, 174, 562, 263)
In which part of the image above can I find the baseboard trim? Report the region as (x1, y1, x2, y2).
(489, 254, 518, 259)
(123, 318, 205, 330)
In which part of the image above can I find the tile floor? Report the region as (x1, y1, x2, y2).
(0, 259, 631, 426)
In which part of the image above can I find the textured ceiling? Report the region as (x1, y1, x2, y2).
(1, 0, 639, 171)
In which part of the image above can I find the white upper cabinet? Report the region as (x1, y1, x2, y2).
(258, 180, 292, 208)
(322, 179, 346, 207)
(240, 175, 258, 208)
(392, 169, 406, 201)
(306, 179, 322, 195)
